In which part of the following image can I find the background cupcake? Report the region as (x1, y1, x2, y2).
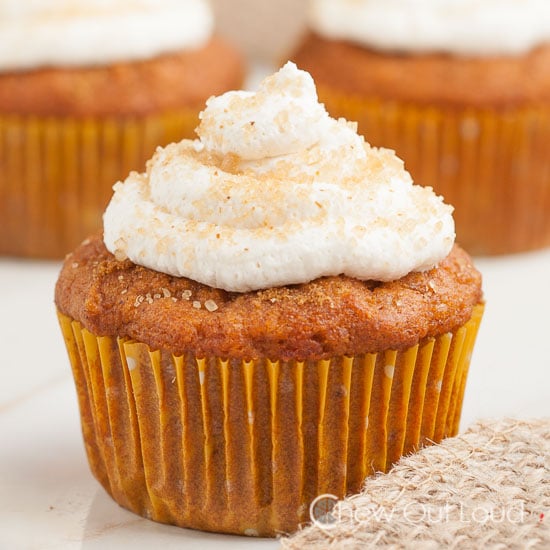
(292, 0, 550, 255)
(55, 64, 483, 536)
(0, 0, 244, 258)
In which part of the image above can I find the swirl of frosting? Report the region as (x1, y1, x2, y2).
(104, 62, 455, 292)
(309, 0, 550, 56)
(0, 0, 212, 71)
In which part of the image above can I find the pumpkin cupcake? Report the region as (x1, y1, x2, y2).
(292, 0, 550, 255)
(55, 63, 483, 536)
(0, 0, 244, 258)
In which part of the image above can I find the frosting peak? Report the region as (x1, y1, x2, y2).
(0, 0, 213, 71)
(309, 0, 550, 56)
(197, 63, 332, 160)
(104, 63, 455, 292)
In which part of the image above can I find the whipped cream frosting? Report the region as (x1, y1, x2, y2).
(309, 0, 550, 56)
(104, 63, 455, 292)
(0, 0, 213, 71)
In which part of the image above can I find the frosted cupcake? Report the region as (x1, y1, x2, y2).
(292, 0, 550, 255)
(55, 64, 483, 536)
(0, 0, 244, 258)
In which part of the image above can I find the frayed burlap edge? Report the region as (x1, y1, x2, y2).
(281, 418, 550, 550)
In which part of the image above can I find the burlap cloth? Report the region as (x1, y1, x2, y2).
(281, 418, 549, 549)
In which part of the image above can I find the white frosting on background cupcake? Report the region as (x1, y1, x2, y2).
(309, 0, 550, 56)
(104, 63, 455, 292)
(0, 0, 213, 70)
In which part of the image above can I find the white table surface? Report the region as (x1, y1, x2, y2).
(1, 247, 549, 549)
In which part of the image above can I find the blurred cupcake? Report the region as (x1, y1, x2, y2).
(292, 0, 550, 255)
(55, 64, 483, 536)
(0, 0, 244, 258)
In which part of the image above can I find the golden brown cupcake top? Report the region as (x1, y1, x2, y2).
(55, 235, 482, 361)
(0, 38, 244, 116)
(292, 34, 550, 107)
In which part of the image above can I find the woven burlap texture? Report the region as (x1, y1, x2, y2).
(281, 418, 550, 549)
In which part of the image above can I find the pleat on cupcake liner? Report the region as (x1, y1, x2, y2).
(0, 109, 200, 258)
(319, 88, 550, 255)
(57, 303, 484, 537)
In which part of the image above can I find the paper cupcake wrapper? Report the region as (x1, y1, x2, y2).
(0, 109, 200, 258)
(318, 87, 550, 255)
(58, 303, 483, 536)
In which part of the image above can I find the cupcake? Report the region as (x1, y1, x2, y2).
(292, 0, 550, 255)
(0, 0, 244, 258)
(55, 63, 483, 536)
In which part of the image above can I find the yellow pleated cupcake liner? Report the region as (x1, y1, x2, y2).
(0, 109, 200, 258)
(319, 88, 550, 255)
(58, 303, 484, 536)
